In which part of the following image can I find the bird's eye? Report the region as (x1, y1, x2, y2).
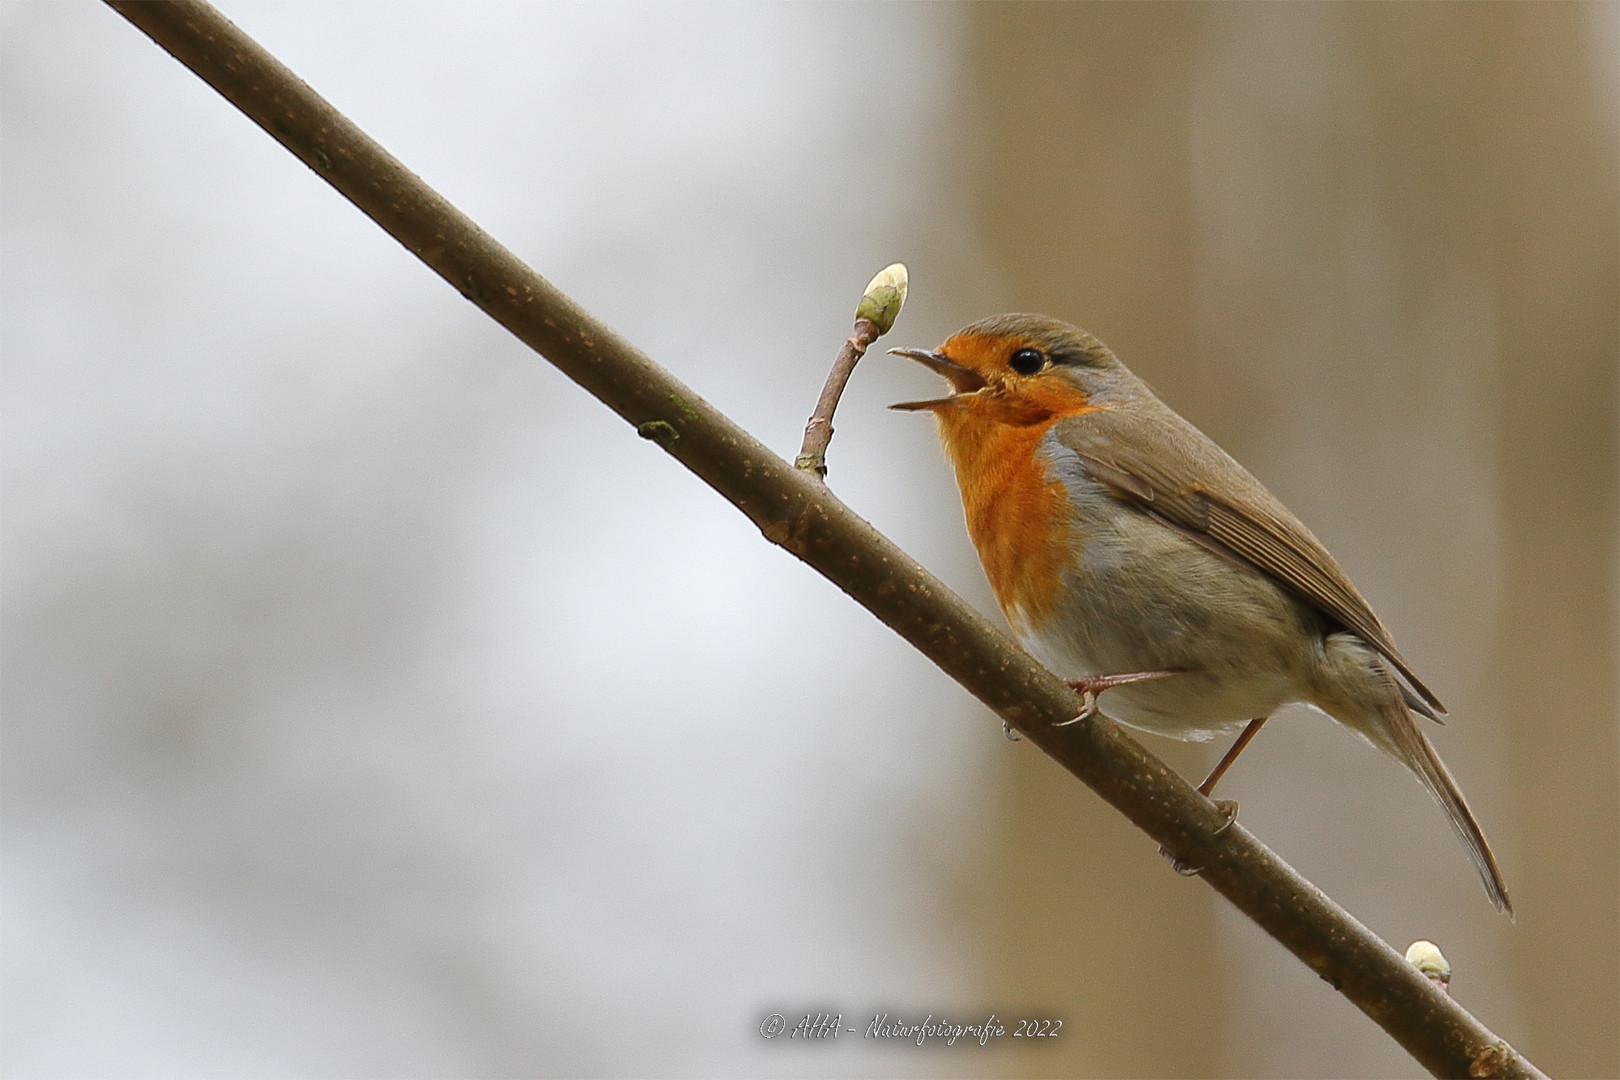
(1008, 348, 1045, 376)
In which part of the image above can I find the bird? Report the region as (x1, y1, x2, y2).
(890, 313, 1511, 914)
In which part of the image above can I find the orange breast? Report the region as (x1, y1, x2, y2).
(934, 406, 1071, 635)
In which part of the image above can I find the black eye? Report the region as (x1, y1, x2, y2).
(1008, 348, 1045, 376)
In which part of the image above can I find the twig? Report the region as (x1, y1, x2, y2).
(796, 264, 907, 477)
(100, 4, 1543, 1077)
(795, 317, 879, 477)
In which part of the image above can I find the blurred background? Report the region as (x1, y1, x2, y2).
(3, 3, 1614, 1077)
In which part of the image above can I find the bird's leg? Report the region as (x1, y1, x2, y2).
(1197, 716, 1268, 797)
(1155, 717, 1269, 873)
(1052, 669, 1183, 726)
(1194, 716, 1268, 836)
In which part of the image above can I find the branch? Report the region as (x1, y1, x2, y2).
(102, 4, 1540, 1077)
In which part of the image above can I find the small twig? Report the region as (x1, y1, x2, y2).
(795, 264, 907, 478)
(794, 318, 879, 477)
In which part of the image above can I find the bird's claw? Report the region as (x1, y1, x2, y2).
(1157, 798, 1240, 876)
(1158, 846, 1204, 876)
(1052, 689, 1099, 727)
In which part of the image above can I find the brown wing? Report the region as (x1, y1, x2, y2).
(1056, 401, 1447, 716)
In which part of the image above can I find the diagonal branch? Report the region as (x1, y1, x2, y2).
(102, 3, 1540, 1077)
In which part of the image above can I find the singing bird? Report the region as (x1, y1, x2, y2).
(891, 313, 1510, 913)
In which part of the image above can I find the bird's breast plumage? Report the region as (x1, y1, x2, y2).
(933, 405, 1073, 638)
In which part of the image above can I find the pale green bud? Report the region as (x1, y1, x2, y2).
(1405, 939, 1451, 989)
(855, 263, 908, 335)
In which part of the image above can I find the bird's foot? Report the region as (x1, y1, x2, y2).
(1159, 847, 1204, 876)
(1052, 669, 1184, 726)
(1157, 799, 1241, 876)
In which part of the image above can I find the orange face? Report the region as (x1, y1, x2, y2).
(889, 331, 1099, 426)
(892, 330, 1101, 634)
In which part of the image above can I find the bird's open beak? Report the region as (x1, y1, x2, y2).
(887, 347, 988, 411)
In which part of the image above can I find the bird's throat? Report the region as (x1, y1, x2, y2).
(935, 407, 1071, 636)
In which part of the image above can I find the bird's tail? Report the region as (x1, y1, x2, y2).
(1321, 633, 1512, 915)
(1380, 699, 1513, 916)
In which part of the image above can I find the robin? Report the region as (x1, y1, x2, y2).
(891, 313, 1511, 914)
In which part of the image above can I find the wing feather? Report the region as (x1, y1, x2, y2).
(1058, 403, 1446, 716)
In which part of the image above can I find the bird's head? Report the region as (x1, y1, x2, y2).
(889, 313, 1134, 428)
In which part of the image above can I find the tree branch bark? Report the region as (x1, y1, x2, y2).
(101, 3, 1541, 1076)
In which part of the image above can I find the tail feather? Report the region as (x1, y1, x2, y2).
(1382, 703, 1514, 916)
(1321, 632, 1511, 915)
